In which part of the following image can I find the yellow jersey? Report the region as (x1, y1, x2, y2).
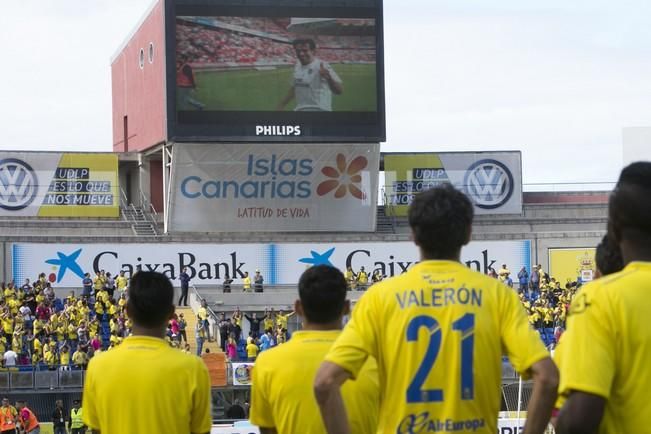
(558, 261, 651, 434)
(197, 307, 208, 321)
(83, 335, 211, 434)
(262, 316, 274, 331)
(246, 342, 259, 359)
(325, 260, 548, 433)
(2, 319, 13, 334)
(60, 351, 70, 365)
(116, 275, 128, 290)
(93, 276, 105, 291)
(276, 313, 291, 330)
(251, 330, 379, 434)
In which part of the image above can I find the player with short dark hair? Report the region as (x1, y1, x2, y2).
(298, 265, 348, 324)
(126, 271, 175, 327)
(594, 234, 623, 278)
(408, 183, 474, 259)
(276, 39, 343, 112)
(292, 38, 316, 51)
(250, 265, 378, 434)
(556, 162, 651, 433)
(314, 184, 558, 434)
(82, 271, 211, 434)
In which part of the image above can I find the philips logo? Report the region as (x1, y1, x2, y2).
(464, 159, 514, 209)
(255, 125, 301, 136)
(0, 158, 38, 211)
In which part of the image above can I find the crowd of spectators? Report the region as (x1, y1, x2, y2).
(176, 19, 375, 67)
(0, 270, 131, 370)
(489, 261, 615, 349)
(343, 266, 384, 291)
(0, 260, 595, 367)
(217, 307, 295, 362)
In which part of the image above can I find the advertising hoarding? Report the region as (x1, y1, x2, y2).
(11, 240, 530, 287)
(232, 362, 255, 386)
(166, 0, 386, 142)
(0, 152, 119, 217)
(384, 152, 523, 216)
(548, 248, 596, 285)
(167, 143, 380, 232)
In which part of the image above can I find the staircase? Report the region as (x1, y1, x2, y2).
(122, 206, 157, 236)
(176, 306, 222, 355)
(376, 206, 395, 234)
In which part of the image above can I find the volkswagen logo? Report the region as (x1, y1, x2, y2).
(464, 159, 514, 209)
(0, 158, 38, 211)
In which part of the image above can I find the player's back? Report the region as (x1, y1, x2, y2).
(250, 330, 378, 434)
(559, 261, 651, 434)
(327, 260, 548, 433)
(83, 335, 211, 434)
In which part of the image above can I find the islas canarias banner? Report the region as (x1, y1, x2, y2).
(0, 152, 119, 217)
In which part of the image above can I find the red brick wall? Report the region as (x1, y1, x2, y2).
(111, 0, 166, 152)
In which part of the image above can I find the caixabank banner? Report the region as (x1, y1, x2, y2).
(168, 143, 380, 232)
(0, 152, 119, 217)
(10, 240, 530, 287)
(384, 152, 522, 216)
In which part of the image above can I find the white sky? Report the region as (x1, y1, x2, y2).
(0, 0, 650, 187)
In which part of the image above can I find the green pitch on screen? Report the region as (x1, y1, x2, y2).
(191, 64, 377, 111)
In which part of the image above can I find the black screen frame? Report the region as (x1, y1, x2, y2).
(164, 0, 386, 142)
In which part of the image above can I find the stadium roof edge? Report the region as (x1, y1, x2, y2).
(110, 0, 162, 64)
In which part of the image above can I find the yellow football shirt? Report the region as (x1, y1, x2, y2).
(116, 276, 128, 290)
(251, 330, 379, 434)
(558, 261, 651, 434)
(60, 351, 70, 366)
(83, 335, 211, 434)
(276, 313, 291, 330)
(246, 342, 259, 359)
(325, 260, 548, 433)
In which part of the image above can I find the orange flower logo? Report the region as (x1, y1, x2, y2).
(317, 154, 368, 200)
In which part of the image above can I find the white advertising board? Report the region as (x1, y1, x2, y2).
(0, 152, 119, 217)
(384, 151, 523, 215)
(10, 240, 530, 287)
(232, 362, 254, 386)
(211, 426, 259, 434)
(168, 143, 380, 232)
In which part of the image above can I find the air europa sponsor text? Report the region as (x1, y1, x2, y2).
(180, 154, 314, 199)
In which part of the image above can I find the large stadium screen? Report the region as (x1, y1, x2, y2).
(166, 1, 385, 142)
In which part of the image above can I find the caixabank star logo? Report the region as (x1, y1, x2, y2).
(317, 154, 368, 200)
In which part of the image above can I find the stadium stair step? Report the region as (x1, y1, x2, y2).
(175, 306, 222, 356)
(121, 205, 158, 236)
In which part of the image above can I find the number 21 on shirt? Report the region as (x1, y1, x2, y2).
(406, 313, 475, 403)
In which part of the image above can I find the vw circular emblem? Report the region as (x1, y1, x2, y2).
(464, 159, 514, 209)
(0, 158, 38, 211)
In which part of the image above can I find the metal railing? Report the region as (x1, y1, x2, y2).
(0, 367, 85, 391)
(139, 190, 159, 220)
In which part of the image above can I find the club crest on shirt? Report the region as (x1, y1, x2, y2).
(570, 293, 591, 315)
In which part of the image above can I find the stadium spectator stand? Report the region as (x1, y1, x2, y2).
(0, 262, 574, 389)
(176, 18, 375, 68)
